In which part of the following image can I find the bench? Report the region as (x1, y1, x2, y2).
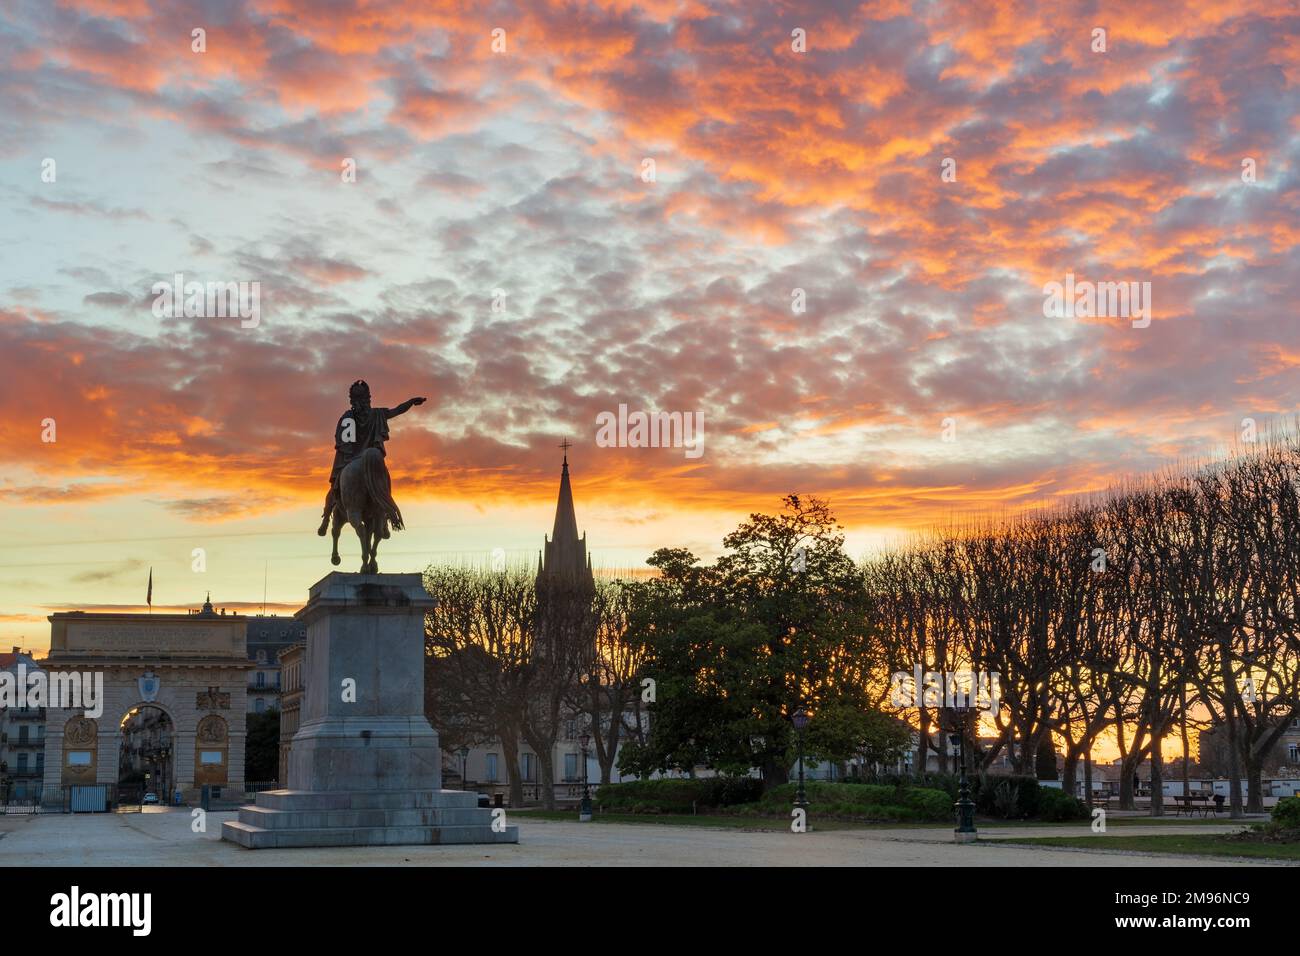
(1174, 795, 1222, 817)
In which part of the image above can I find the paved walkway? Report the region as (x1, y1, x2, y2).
(0, 809, 1288, 866)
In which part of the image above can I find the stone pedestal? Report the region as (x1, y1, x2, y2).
(222, 573, 518, 849)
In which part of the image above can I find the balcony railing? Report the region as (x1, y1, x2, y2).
(8, 708, 45, 719)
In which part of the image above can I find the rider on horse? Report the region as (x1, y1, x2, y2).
(318, 380, 426, 536)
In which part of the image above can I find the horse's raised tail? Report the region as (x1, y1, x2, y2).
(360, 447, 404, 531)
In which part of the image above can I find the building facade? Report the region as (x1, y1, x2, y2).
(245, 615, 306, 715)
(0, 648, 46, 804)
(276, 642, 304, 786)
(40, 598, 252, 806)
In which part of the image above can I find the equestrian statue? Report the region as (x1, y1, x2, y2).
(318, 380, 426, 573)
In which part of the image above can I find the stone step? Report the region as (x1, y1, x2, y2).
(238, 805, 493, 829)
(221, 819, 519, 850)
(253, 789, 483, 812)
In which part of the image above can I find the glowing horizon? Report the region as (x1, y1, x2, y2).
(2, 0, 1298, 688)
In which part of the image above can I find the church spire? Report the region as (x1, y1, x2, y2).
(551, 439, 579, 546)
(539, 440, 592, 588)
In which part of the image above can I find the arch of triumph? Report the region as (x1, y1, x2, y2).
(41, 603, 252, 806)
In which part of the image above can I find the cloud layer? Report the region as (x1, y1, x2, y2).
(2, 0, 1298, 541)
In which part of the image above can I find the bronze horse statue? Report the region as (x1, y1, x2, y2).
(326, 447, 403, 574)
(318, 382, 425, 574)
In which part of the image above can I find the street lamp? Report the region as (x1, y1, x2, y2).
(950, 728, 977, 843)
(458, 746, 470, 791)
(792, 708, 810, 812)
(578, 733, 592, 822)
(159, 745, 170, 802)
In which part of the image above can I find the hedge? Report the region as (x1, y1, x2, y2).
(594, 777, 764, 813)
(752, 781, 952, 822)
(594, 775, 1084, 822)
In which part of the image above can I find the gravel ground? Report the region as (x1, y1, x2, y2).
(0, 807, 1284, 867)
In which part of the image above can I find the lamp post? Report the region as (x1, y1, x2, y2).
(458, 746, 470, 791)
(792, 708, 810, 812)
(950, 729, 977, 843)
(578, 733, 592, 822)
(159, 745, 170, 801)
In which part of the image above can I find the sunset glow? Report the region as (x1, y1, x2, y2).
(2, 0, 1297, 658)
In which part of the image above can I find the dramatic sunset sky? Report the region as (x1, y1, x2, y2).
(1, 0, 1297, 652)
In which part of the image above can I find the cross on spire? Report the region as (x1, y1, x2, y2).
(558, 438, 572, 464)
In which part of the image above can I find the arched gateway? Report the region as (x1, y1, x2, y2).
(41, 601, 251, 807)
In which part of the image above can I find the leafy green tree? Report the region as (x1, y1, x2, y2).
(620, 496, 888, 790)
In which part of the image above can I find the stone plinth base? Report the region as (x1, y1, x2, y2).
(287, 716, 441, 792)
(221, 788, 519, 849)
(953, 830, 978, 844)
(220, 572, 519, 850)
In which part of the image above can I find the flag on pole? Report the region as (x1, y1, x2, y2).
(147, 567, 153, 611)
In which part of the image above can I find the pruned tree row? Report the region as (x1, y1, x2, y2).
(865, 437, 1300, 816)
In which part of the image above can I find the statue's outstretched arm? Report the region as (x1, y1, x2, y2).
(388, 396, 427, 417)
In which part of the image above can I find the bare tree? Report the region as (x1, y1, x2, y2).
(570, 577, 648, 785)
(424, 565, 537, 807)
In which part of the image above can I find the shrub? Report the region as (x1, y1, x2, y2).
(1271, 796, 1300, 830)
(974, 775, 1041, 819)
(594, 777, 763, 814)
(1037, 787, 1089, 822)
(991, 779, 1020, 818)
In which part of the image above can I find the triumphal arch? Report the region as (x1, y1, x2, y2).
(40, 600, 252, 807)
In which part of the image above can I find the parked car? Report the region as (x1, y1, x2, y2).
(143, 792, 159, 805)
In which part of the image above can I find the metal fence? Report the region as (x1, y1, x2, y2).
(59, 784, 145, 813)
(0, 782, 46, 814)
(0, 783, 160, 813)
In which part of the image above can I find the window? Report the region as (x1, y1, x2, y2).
(200, 751, 224, 765)
(256, 672, 265, 688)
(565, 720, 576, 740)
(18, 726, 29, 744)
(1290, 745, 1299, 764)
(255, 699, 266, 714)
(564, 752, 578, 781)
(17, 754, 28, 772)
(522, 753, 536, 782)
(485, 753, 499, 782)
(36, 754, 43, 772)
